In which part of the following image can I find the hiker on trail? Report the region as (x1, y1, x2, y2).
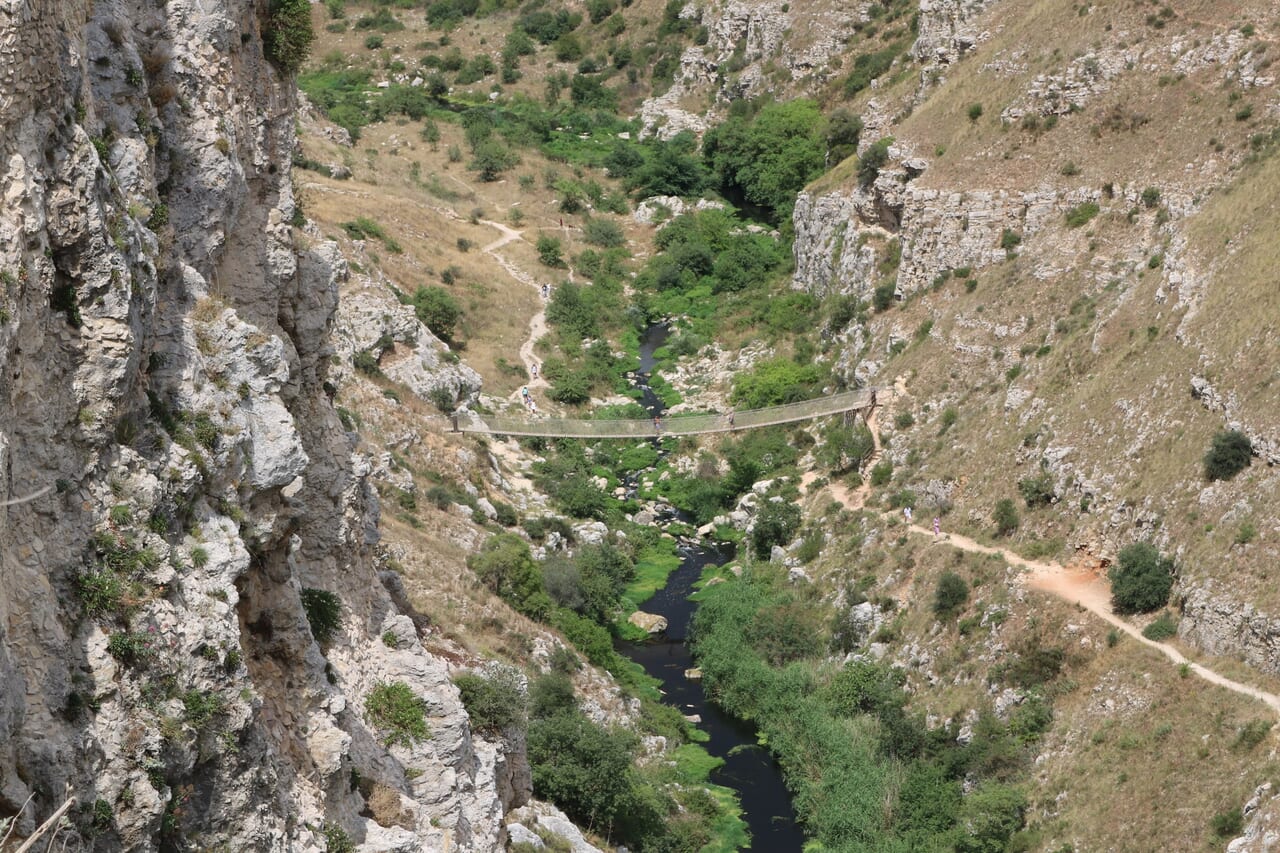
(653, 417, 661, 435)
(531, 363, 538, 378)
(903, 506, 912, 523)
(727, 409, 735, 429)
(521, 386, 530, 402)
(933, 517, 941, 539)
(541, 283, 549, 298)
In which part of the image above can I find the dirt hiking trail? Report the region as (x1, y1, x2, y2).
(807, 381, 1280, 715)
(480, 220, 550, 399)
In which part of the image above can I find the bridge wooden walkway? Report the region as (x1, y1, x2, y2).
(452, 388, 878, 439)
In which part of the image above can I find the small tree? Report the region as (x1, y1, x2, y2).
(1017, 471, 1054, 507)
(1109, 542, 1174, 614)
(933, 572, 968, 617)
(751, 500, 801, 560)
(410, 286, 461, 343)
(469, 140, 520, 181)
(993, 499, 1019, 537)
(1204, 430, 1252, 481)
(537, 235, 564, 267)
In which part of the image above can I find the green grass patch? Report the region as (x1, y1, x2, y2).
(623, 544, 682, 606)
(673, 742, 724, 783)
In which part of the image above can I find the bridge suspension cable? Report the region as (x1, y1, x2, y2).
(452, 388, 878, 439)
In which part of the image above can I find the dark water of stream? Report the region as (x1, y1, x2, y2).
(616, 324, 804, 851)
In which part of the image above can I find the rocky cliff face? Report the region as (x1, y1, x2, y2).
(0, 2, 522, 849)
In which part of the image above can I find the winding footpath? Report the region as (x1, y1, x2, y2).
(808, 384, 1280, 716)
(479, 220, 550, 398)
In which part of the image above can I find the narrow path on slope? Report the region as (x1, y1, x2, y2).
(804, 379, 1280, 715)
(897, 523, 1280, 714)
(479, 219, 550, 398)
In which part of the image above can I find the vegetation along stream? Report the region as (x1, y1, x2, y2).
(618, 323, 803, 850)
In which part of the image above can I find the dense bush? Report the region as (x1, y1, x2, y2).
(583, 217, 625, 248)
(467, 534, 553, 619)
(469, 140, 520, 181)
(264, 0, 315, 73)
(1109, 542, 1174, 614)
(454, 667, 527, 735)
(1142, 611, 1178, 641)
(750, 499, 801, 559)
(933, 572, 968, 617)
(408, 286, 461, 343)
(993, 499, 1019, 536)
(730, 357, 823, 409)
(301, 587, 343, 644)
(858, 137, 893, 186)
(702, 99, 826, 220)
(749, 600, 821, 665)
(1204, 430, 1252, 481)
(817, 421, 874, 473)
(536, 235, 565, 267)
(366, 681, 429, 747)
(1017, 471, 1054, 507)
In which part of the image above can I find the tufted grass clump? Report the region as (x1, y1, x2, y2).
(77, 570, 126, 618)
(301, 588, 343, 644)
(366, 681, 430, 747)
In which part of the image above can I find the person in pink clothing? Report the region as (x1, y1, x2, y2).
(933, 517, 941, 539)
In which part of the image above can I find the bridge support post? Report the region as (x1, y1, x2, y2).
(451, 414, 459, 433)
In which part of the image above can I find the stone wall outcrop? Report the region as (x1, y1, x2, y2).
(0, 2, 523, 849)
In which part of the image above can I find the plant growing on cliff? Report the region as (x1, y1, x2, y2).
(1203, 430, 1252, 481)
(1109, 543, 1173, 614)
(454, 667, 528, 735)
(366, 681, 430, 747)
(300, 587, 343, 644)
(264, 0, 315, 73)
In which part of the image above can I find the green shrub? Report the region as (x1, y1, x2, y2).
(750, 600, 821, 665)
(858, 137, 893, 186)
(107, 631, 152, 667)
(455, 667, 528, 735)
(537, 235, 565, 267)
(583, 217, 625, 248)
(730, 358, 823, 409)
(409, 286, 462, 343)
(967, 103, 984, 121)
(1064, 201, 1100, 228)
(77, 570, 125, 618)
(869, 460, 893, 486)
(750, 499, 801, 560)
(467, 533, 553, 619)
(321, 822, 356, 853)
(1017, 471, 1054, 507)
(1108, 542, 1173, 615)
(872, 281, 897, 312)
(182, 689, 226, 730)
(364, 34, 384, 49)
(994, 640, 1064, 689)
(301, 587, 343, 644)
(1000, 228, 1022, 250)
(1232, 719, 1273, 752)
(366, 681, 429, 747)
(1141, 611, 1177, 641)
(1141, 186, 1161, 208)
(993, 499, 1019, 536)
(1007, 694, 1053, 743)
(933, 572, 968, 617)
(1211, 808, 1243, 838)
(264, 0, 315, 73)
(1204, 430, 1252, 481)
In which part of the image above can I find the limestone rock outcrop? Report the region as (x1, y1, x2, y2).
(0, 2, 522, 849)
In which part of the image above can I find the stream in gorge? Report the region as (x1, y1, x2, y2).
(616, 324, 803, 850)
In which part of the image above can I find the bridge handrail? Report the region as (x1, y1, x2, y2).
(455, 387, 875, 438)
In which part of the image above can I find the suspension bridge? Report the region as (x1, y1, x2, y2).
(450, 388, 879, 439)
